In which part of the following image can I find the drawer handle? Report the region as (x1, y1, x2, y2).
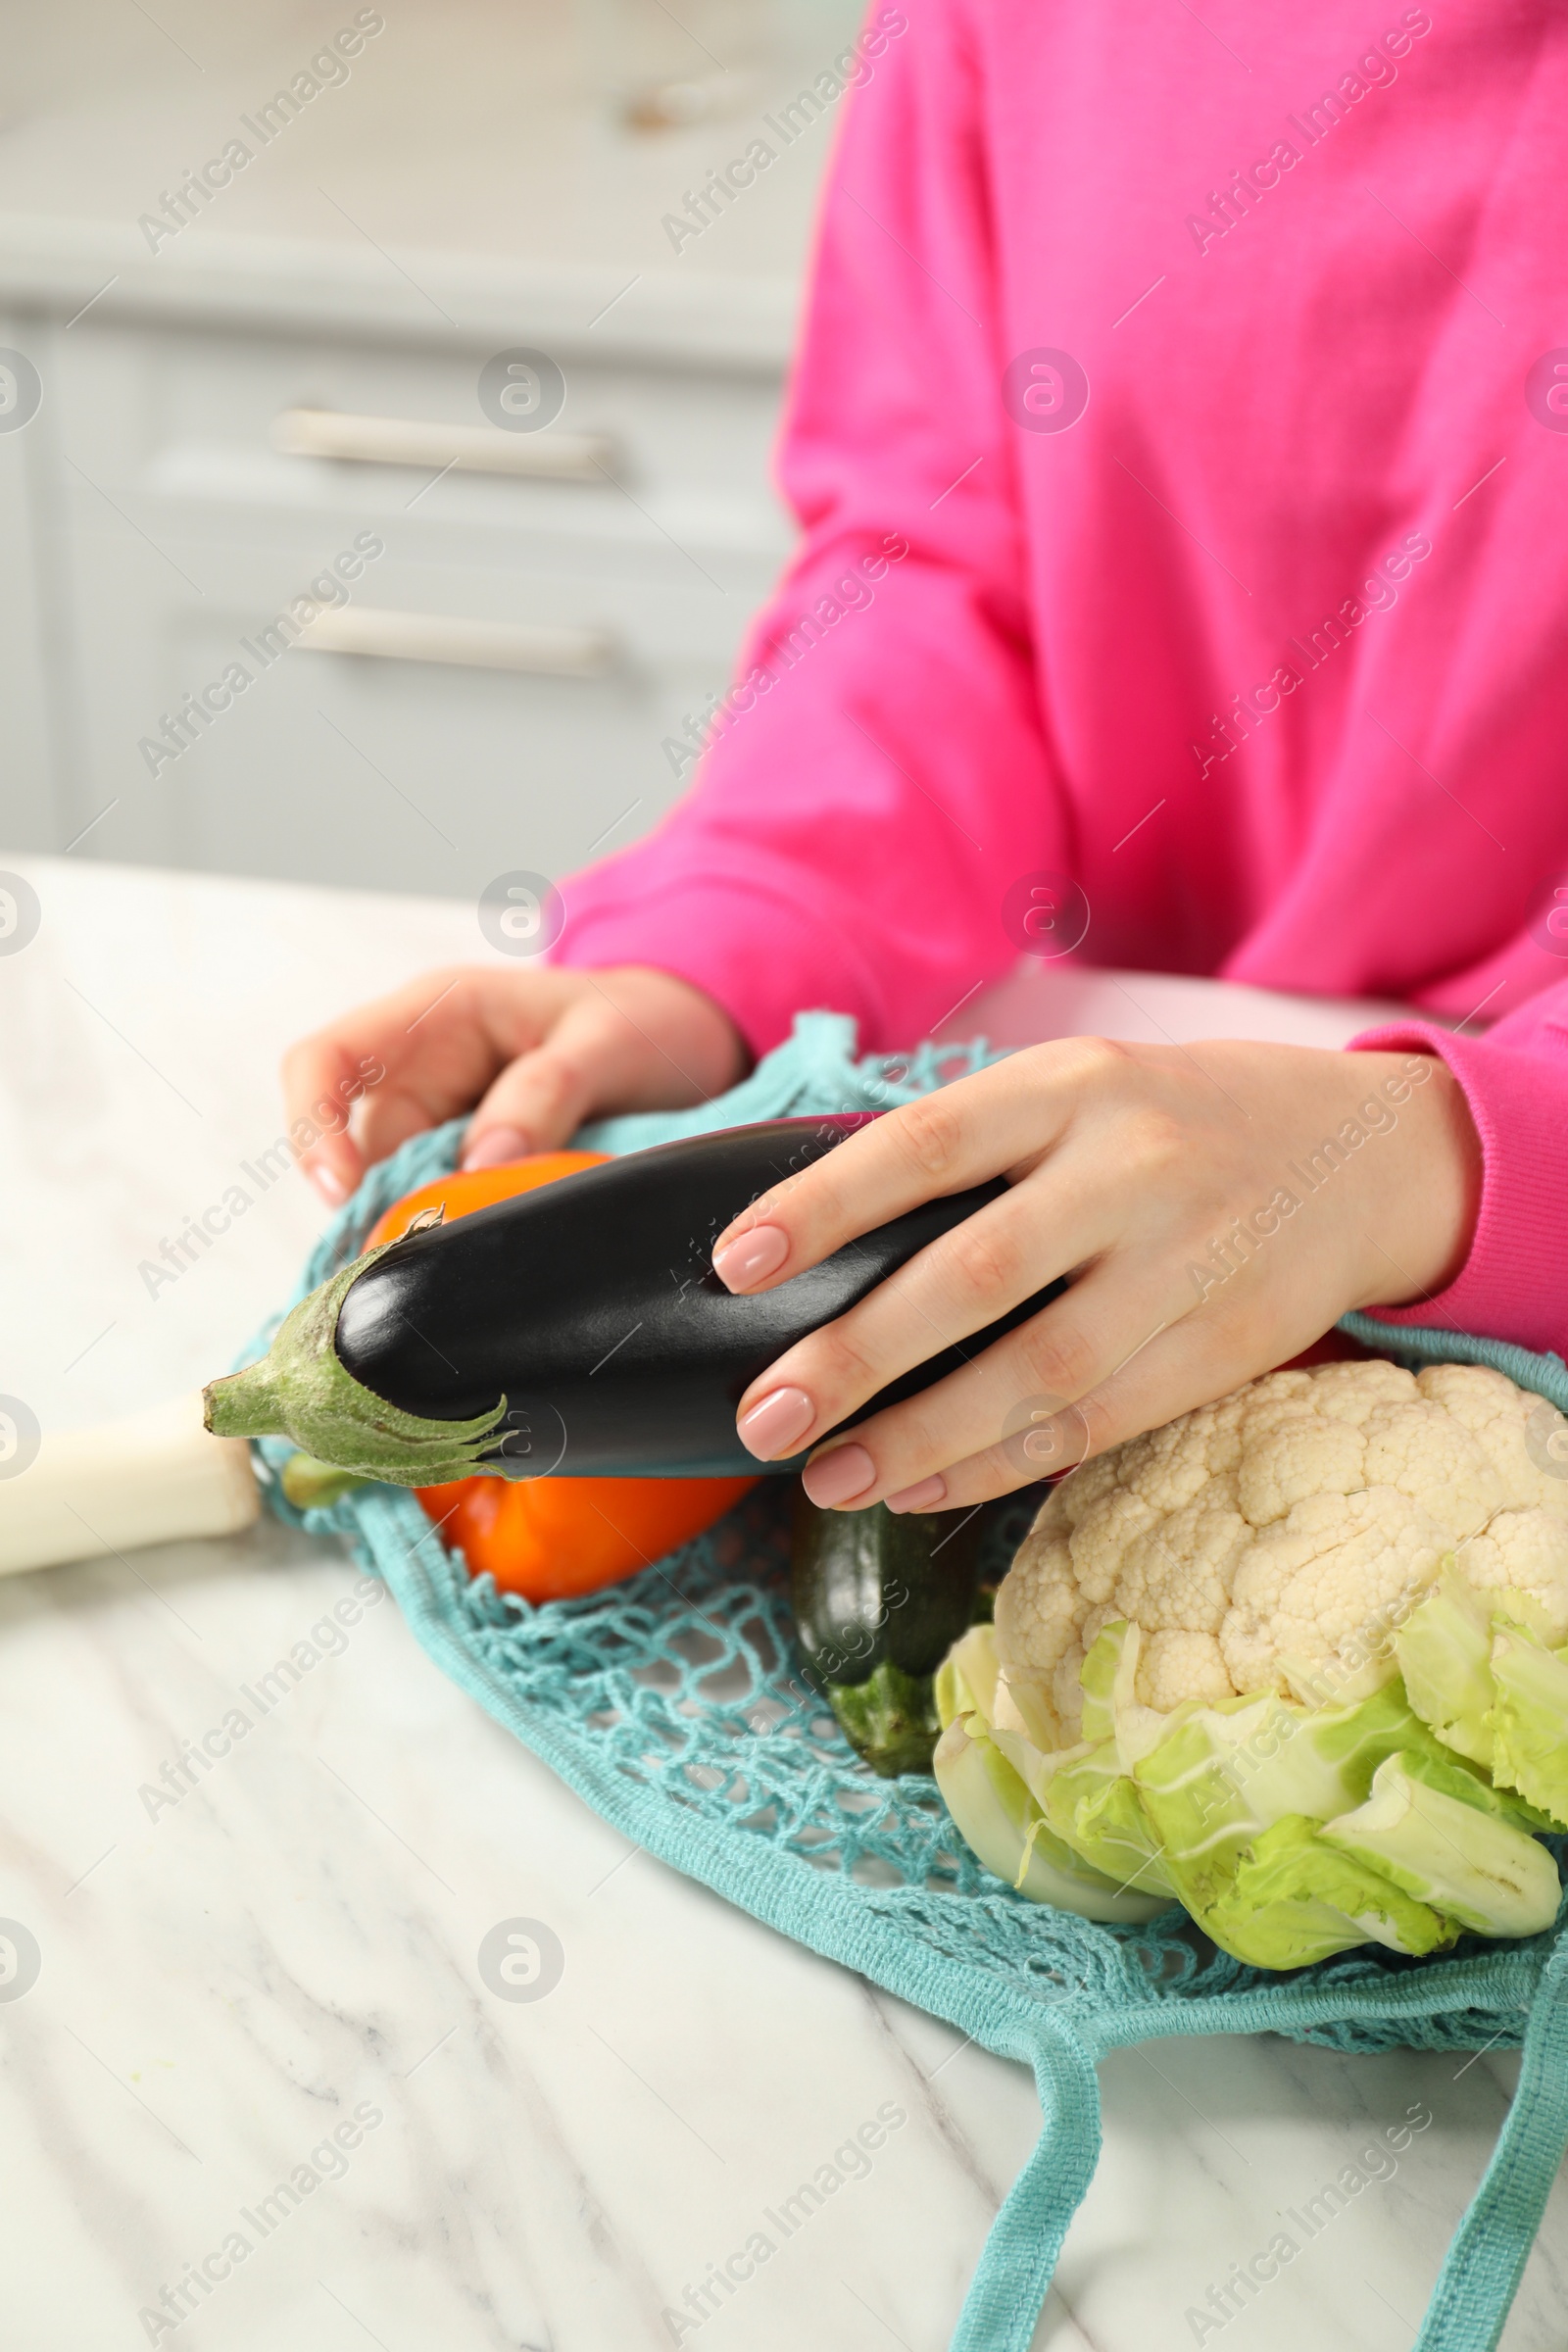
(299, 605, 614, 676)
(273, 407, 616, 484)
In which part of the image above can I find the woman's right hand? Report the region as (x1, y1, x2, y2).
(281, 963, 748, 1204)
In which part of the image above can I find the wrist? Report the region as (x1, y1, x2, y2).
(608, 964, 751, 1093)
(1349, 1051, 1482, 1307)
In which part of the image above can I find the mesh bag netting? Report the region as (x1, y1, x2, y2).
(241, 1013, 1568, 2351)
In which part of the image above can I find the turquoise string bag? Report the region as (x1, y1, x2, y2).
(243, 1012, 1568, 2351)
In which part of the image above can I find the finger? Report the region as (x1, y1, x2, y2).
(710, 1041, 1114, 1293)
(810, 1231, 1344, 1513)
(277, 1032, 378, 1205)
(732, 1153, 1130, 1454)
(296, 965, 616, 1181)
(460, 974, 739, 1165)
(279, 1027, 451, 1205)
(283, 968, 544, 1200)
(462, 1000, 618, 1162)
(791, 1251, 1198, 1505)
(911, 1289, 1314, 1510)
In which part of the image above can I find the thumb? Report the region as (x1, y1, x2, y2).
(459, 1000, 618, 1166)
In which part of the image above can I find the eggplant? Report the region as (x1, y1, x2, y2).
(205, 1115, 1065, 1485)
(791, 1489, 985, 1776)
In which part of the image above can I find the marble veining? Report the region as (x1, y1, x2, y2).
(0, 854, 1564, 2348)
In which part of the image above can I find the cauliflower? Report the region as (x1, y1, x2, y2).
(939, 1355, 1568, 1970)
(994, 1357, 1568, 1738)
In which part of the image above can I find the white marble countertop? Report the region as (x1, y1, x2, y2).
(2, 850, 1565, 2351)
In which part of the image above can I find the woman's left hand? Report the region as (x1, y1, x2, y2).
(711, 1037, 1482, 1510)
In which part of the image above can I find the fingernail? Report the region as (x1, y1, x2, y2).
(736, 1386, 815, 1460)
(886, 1474, 948, 1514)
(802, 1443, 876, 1508)
(462, 1123, 530, 1171)
(309, 1163, 347, 1205)
(712, 1223, 789, 1291)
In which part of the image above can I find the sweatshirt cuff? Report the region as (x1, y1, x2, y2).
(1347, 1021, 1568, 1355)
(552, 872, 882, 1061)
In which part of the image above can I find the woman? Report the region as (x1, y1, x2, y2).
(284, 0, 1568, 1512)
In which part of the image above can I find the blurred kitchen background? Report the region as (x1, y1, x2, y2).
(0, 0, 864, 900)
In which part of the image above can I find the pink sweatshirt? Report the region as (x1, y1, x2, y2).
(557, 0, 1568, 1354)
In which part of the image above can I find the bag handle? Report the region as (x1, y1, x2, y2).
(1414, 1925, 1568, 2351)
(942, 1934, 1566, 2352)
(1337, 1312, 1568, 1412)
(950, 2015, 1102, 2352)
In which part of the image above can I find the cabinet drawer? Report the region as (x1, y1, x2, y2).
(59, 519, 762, 899)
(56, 317, 792, 571)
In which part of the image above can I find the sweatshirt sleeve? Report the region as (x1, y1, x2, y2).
(551, 0, 1060, 1057)
(1348, 976, 1568, 1355)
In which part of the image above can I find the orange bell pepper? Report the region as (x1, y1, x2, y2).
(365, 1150, 611, 1248)
(368, 1150, 759, 1599)
(416, 1469, 760, 1602)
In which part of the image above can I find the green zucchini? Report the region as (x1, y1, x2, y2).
(790, 1487, 984, 1777)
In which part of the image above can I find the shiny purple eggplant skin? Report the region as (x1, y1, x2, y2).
(333, 1115, 1065, 1477)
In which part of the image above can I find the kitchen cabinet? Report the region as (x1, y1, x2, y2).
(0, 0, 863, 896)
(42, 312, 791, 897)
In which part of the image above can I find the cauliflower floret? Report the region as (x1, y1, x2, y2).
(1111, 1477, 1250, 1634)
(1232, 1370, 1316, 1444)
(1235, 1410, 1366, 1527)
(990, 1354, 1567, 1737)
(1026, 1482, 1073, 1542)
(1457, 1506, 1568, 1644)
(1221, 1487, 1446, 1696)
(1360, 1400, 1502, 1540)
(1302, 1357, 1420, 1425)
(1135, 1629, 1234, 1713)
(1067, 1486, 1157, 1603)
(1241, 1369, 1316, 1406)
(1054, 1449, 1121, 1528)
(1525, 1401, 1568, 1506)
(1115, 1403, 1237, 1513)
(1418, 1362, 1568, 1517)
(993, 1530, 1086, 1685)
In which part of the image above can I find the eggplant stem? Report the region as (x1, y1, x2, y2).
(204, 1360, 287, 1440)
(200, 1239, 507, 1487)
